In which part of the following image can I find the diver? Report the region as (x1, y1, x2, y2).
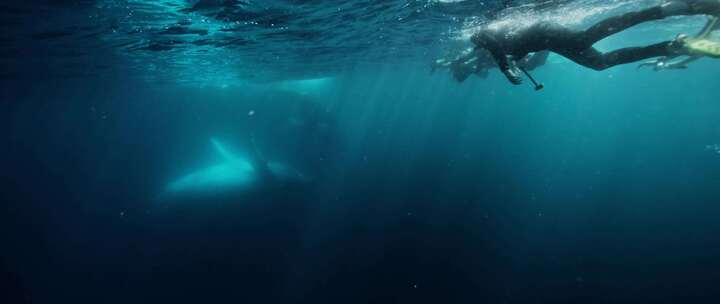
(432, 48, 549, 83)
(638, 16, 720, 70)
(471, 0, 720, 85)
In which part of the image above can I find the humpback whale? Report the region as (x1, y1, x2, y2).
(161, 138, 305, 200)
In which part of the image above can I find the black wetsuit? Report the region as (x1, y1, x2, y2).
(474, 1, 720, 77)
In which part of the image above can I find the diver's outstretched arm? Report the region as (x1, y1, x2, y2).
(484, 46, 520, 84)
(471, 30, 522, 84)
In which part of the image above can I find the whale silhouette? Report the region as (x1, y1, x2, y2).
(161, 138, 305, 200)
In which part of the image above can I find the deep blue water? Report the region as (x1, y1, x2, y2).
(2, 0, 720, 303)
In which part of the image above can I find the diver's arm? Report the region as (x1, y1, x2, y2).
(472, 32, 511, 71)
(487, 46, 510, 71)
(489, 50, 522, 85)
(483, 44, 521, 84)
(472, 31, 521, 84)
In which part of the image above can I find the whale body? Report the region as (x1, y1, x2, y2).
(161, 138, 304, 199)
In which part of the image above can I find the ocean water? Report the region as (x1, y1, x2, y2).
(2, 0, 720, 303)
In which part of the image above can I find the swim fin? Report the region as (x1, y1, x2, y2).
(684, 37, 720, 58)
(696, 17, 719, 38)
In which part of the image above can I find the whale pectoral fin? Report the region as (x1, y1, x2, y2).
(210, 138, 238, 162)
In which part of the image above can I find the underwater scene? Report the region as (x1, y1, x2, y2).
(2, 0, 720, 303)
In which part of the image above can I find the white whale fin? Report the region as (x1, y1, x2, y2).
(210, 138, 237, 162)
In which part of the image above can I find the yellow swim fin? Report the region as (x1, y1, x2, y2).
(684, 37, 720, 58)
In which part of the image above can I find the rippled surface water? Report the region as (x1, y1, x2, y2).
(2, 0, 671, 84)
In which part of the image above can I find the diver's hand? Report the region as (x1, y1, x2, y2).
(503, 68, 522, 85)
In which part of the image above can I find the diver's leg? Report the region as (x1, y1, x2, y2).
(554, 42, 675, 71)
(579, 1, 720, 47)
(579, 7, 666, 46)
(596, 42, 677, 70)
(554, 48, 607, 71)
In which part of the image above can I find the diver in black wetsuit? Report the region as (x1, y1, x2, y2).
(472, 0, 720, 85)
